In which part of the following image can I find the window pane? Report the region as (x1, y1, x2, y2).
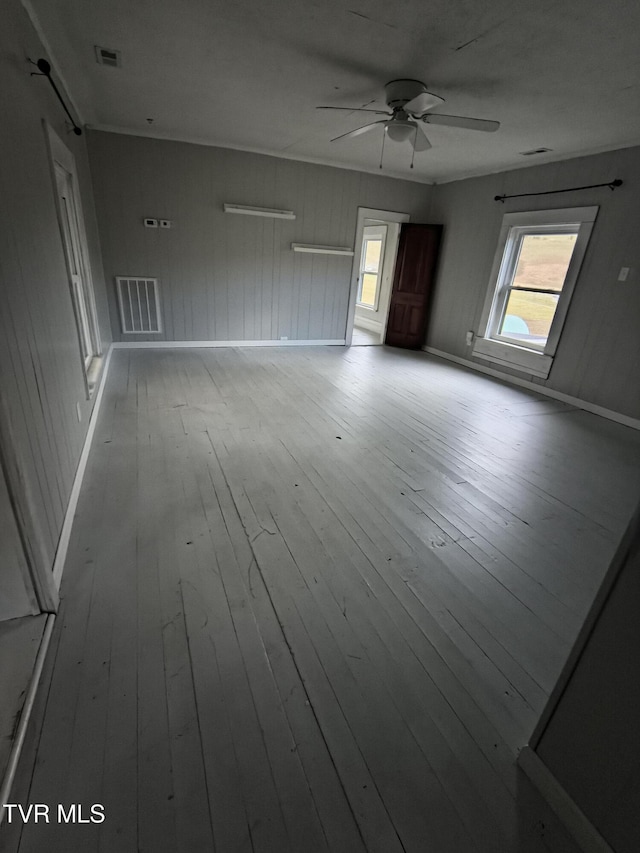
(70, 276, 91, 359)
(500, 290, 559, 346)
(363, 239, 382, 273)
(359, 273, 378, 307)
(60, 196, 79, 275)
(512, 233, 577, 292)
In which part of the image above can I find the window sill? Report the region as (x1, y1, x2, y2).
(471, 337, 552, 379)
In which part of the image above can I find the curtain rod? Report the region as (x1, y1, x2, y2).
(494, 179, 622, 203)
(30, 58, 82, 136)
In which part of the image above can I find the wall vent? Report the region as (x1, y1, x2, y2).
(95, 46, 121, 67)
(116, 277, 162, 334)
(520, 147, 553, 156)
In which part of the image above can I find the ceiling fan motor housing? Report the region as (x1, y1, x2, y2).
(385, 79, 429, 110)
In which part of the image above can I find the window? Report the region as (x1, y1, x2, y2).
(357, 226, 387, 309)
(55, 165, 95, 366)
(46, 125, 101, 393)
(490, 228, 578, 349)
(473, 206, 597, 378)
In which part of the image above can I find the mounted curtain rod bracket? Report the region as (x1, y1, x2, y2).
(29, 58, 82, 136)
(495, 179, 622, 203)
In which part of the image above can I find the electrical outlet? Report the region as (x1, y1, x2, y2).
(159, 219, 172, 228)
(465, 331, 475, 346)
(617, 267, 630, 282)
(144, 218, 158, 228)
(280, 336, 288, 341)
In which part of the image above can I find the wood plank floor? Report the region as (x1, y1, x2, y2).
(351, 326, 382, 346)
(5, 346, 640, 853)
(0, 615, 47, 787)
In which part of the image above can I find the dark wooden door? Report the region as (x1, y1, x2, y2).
(384, 223, 442, 349)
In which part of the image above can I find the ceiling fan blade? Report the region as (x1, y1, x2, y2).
(412, 124, 432, 152)
(403, 91, 445, 115)
(423, 113, 500, 132)
(330, 121, 385, 142)
(317, 106, 391, 115)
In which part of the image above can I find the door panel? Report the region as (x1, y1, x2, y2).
(385, 224, 442, 349)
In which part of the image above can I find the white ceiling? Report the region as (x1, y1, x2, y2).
(27, 0, 640, 183)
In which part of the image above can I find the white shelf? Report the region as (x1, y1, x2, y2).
(223, 204, 296, 220)
(291, 243, 354, 256)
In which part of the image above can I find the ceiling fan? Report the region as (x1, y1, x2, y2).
(317, 79, 499, 164)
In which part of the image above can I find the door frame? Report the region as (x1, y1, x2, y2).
(346, 208, 410, 345)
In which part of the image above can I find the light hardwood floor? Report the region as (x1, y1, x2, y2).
(0, 615, 47, 787)
(5, 346, 640, 852)
(351, 326, 382, 346)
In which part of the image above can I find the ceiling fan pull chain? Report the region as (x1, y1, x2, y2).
(379, 130, 386, 169)
(410, 127, 417, 169)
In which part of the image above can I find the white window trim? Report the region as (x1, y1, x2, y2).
(473, 206, 598, 378)
(44, 123, 102, 395)
(356, 227, 387, 311)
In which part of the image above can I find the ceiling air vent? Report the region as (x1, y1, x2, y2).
(520, 147, 553, 156)
(95, 46, 121, 68)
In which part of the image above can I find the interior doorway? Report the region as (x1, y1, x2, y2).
(345, 208, 410, 346)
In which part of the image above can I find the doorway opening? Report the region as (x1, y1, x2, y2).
(346, 208, 409, 346)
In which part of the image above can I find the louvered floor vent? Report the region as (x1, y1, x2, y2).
(116, 277, 162, 334)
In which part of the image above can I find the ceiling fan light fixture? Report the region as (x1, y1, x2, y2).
(385, 121, 415, 142)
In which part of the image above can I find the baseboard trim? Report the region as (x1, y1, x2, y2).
(52, 344, 114, 588)
(0, 613, 55, 826)
(518, 747, 613, 853)
(112, 339, 346, 349)
(354, 315, 383, 333)
(423, 346, 640, 431)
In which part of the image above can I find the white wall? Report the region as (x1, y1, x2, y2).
(534, 509, 640, 853)
(87, 131, 434, 344)
(0, 467, 38, 621)
(426, 146, 640, 420)
(0, 0, 111, 597)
